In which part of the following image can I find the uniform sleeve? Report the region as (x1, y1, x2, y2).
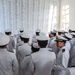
(54, 50, 69, 70)
(12, 54, 19, 75)
(21, 56, 34, 72)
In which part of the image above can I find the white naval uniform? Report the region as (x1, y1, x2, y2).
(31, 48, 56, 75)
(53, 46, 70, 75)
(68, 68, 75, 75)
(16, 33, 23, 43)
(70, 46, 75, 66)
(16, 41, 24, 59)
(0, 48, 18, 75)
(65, 41, 71, 52)
(7, 36, 15, 52)
(21, 48, 56, 75)
(47, 37, 58, 54)
(18, 43, 32, 75)
(32, 35, 37, 44)
(70, 38, 75, 46)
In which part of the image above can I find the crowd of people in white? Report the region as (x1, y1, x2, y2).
(0, 28, 75, 75)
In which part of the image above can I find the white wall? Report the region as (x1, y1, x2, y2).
(69, 0, 75, 30)
(60, 0, 75, 30)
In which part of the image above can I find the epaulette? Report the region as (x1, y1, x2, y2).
(62, 49, 65, 52)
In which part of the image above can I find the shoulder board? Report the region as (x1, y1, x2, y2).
(62, 49, 65, 52)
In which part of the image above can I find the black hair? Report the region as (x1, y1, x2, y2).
(51, 33, 56, 36)
(36, 32, 40, 36)
(58, 32, 62, 35)
(20, 30, 24, 33)
(37, 40, 48, 48)
(0, 45, 7, 48)
(20, 37, 29, 43)
(5, 32, 11, 35)
(31, 45, 39, 53)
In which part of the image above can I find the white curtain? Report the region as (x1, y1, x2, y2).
(0, 0, 59, 36)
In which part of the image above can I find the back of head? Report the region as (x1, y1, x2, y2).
(5, 29, 12, 35)
(20, 32, 30, 43)
(37, 36, 48, 48)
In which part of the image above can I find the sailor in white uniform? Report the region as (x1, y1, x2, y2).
(32, 29, 41, 52)
(21, 35, 56, 75)
(64, 33, 72, 52)
(52, 36, 70, 75)
(0, 33, 18, 75)
(70, 32, 75, 46)
(18, 32, 32, 75)
(32, 29, 41, 44)
(16, 28, 24, 43)
(5, 29, 15, 52)
(68, 67, 75, 75)
(47, 31, 58, 54)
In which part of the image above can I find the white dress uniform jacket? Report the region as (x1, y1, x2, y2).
(16, 41, 24, 59)
(32, 35, 37, 44)
(65, 41, 71, 52)
(53, 46, 70, 75)
(0, 48, 18, 75)
(68, 68, 75, 75)
(32, 48, 56, 75)
(7, 36, 15, 52)
(70, 46, 75, 66)
(47, 37, 58, 54)
(21, 48, 56, 75)
(18, 43, 32, 64)
(18, 43, 32, 75)
(71, 38, 75, 46)
(16, 33, 23, 43)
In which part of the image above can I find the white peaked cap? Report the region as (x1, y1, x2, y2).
(71, 32, 75, 36)
(39, 32, 45, 36)
(58, 30, 64, 33)
(0, 33, 10, 46)
(65, 33, 72, 39)
(21, 32, 30, 38)
(36, 36, 49, 41)
(55, 36, 67, 41)
(5, 29, 11, 32)
(35, 29, 41, 32)
(33, 43, 39, 48)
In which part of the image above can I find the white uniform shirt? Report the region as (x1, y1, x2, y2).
(32, 48, 56, 75)
(70, 38, 75, 46)
(18, 43, 32, 64)
(65, 41, 71, 52)
(16, 41, 24, 59)
(7, 36, 15, 52)
(32, 35, 37, 44)
(21, 48, 56, 75)
(53, 46, 70, 75)
(0, 48, 18, 75)
(18, 43, 32, 75)
(47, 37, 58, 54)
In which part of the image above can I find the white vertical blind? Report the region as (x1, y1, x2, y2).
(0, 0, 59, 35)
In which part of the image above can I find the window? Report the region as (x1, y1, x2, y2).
(48, 5, 57, 32)
(62, 5, 69, 31)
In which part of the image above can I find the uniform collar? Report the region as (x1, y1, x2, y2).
(60, 46, 66, 50)
(0, 48, 7, 52)
(39, 48, 49, 51)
